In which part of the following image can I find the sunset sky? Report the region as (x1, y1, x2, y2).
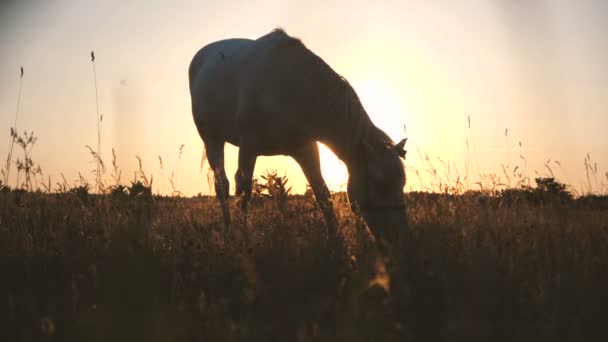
(0, 0, 607, 196)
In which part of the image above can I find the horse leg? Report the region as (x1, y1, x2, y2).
(291, 142, 338, 238)
(292, 143, 345, 335)
(205, 138, 231, 231)
(235, 135, 258, 213)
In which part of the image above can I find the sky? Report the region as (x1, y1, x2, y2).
(0, 0, 607, 196)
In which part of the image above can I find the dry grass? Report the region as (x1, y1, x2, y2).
(1, 189, 607, 341)
(0, 116, 606, 341)
(0, 129, 606, 341)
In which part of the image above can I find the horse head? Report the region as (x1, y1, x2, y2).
(347, 138, 408, 247)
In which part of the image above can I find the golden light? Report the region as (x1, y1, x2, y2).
(353, 78, 405, 141)
(318, 142, 349, 191)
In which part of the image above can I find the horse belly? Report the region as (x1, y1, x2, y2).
(255, 129, 311, 156)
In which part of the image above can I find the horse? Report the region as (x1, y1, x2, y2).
(189, 29, 407, 251)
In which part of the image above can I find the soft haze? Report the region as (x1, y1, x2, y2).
(1, 0, 607, 195)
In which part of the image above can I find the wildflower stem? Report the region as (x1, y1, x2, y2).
(91, 51, 101, 193)
(4, 66, 24, 186)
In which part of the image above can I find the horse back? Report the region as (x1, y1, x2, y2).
(189, 30, 343, 149)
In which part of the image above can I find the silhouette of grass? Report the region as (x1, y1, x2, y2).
(1, 113, 607, 340)
(90, 51, 102, 193)
(1, 184, 608, 341)
(3, 66, 24, 187)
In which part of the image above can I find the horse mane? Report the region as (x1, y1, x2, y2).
(264, 28, 394, 155)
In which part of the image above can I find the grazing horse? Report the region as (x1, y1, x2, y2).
(189, 29, 407, 248)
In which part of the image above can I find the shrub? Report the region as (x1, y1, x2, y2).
(259, 169, 292, 213)
(69, 184, 90, 204)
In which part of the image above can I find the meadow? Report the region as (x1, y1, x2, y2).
(1, 176, 607, 341)
(2, 69, 607, 341)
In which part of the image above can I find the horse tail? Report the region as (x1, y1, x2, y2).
(199, 145, 207, 175)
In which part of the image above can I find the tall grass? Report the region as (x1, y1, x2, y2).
(90, 51, 102, 193)
(1, 185, 607, 341)
(1, 119, 607, 341)
(2, 66, 24, 187)
(169, 144, 185, 196)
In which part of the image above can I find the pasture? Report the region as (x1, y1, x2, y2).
(2, 186, 607, 341)
(2, 3, 608, 342)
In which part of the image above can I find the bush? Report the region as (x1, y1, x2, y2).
(128, 180, 153, 201)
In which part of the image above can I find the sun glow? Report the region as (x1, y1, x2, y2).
(353, 78, 407, 141)
(317, 143, 348, 191)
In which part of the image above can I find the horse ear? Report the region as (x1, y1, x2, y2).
(394, 138, 407, 159)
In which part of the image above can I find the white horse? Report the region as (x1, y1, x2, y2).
(189, 29, 407, 246)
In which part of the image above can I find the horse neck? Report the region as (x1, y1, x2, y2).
(311, 67, 386, 168)
(321, 104, 376, 170)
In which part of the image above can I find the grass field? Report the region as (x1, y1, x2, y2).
(2, 15, 607, 341)
(1, 186, 607, 341)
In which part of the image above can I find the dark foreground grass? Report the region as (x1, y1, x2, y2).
(1, 191, 607, 341)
